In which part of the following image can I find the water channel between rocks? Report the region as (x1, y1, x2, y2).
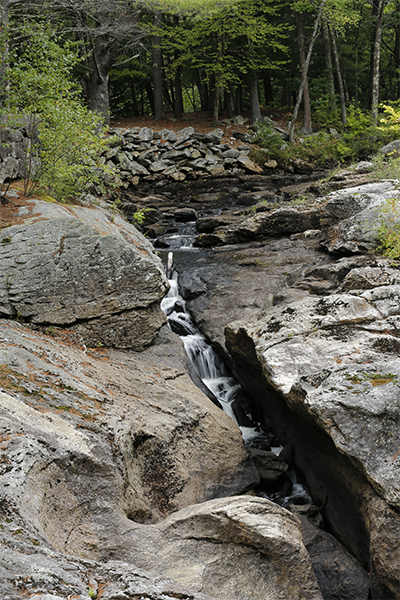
(158, 220, 312, 509)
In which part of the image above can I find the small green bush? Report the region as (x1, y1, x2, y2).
(377, 197, 400, 259)
(4, 22, 113, 201)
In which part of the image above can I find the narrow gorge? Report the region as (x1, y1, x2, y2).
(0, 124, 399, 600)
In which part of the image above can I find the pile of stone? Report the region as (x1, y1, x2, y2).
(104, 125, 265, 186)
(0, 117, 35, 185)
(0, 116, 288, 190)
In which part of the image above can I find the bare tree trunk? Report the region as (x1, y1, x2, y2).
(235, 85, 242, 114)
(87, 34, 119, 124)
(371, 0, 385, 124)
(322, 18, 336, 110)
(174, 66, 183, 118)
(131, 81, 139, 116)
(296, 12, 312, 133)
(248, 72, 262, 123)
(213, 85, 221, 124)
(145, 80, 154, 114)
(396, 1, 400, 99)
(225, 87, 234, 118)
(353, 17, 362, 106)
(173, 16, 183, 118)
(329, 25, 347, 125)
(289, 0, 326, 143)
(0, 0, 9, 109)
(196, 69, 209, 111)
(152, 11, 165, 121)
(263, 74, 274, 105)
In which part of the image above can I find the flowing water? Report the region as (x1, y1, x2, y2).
(161, 241, 312, 508)
(161, 262, 261, 443)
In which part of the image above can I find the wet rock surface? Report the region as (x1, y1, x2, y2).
(298, 515, 370, 600)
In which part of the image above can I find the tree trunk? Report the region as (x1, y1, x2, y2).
(213, 85, 221, 124)
(87, 34, 119, 124)
(289, 0, 326, 143)
(174, 66, 183, 118)
(369, 0, 380, 106)
(322, 18, 336, 110)
(196, 70, 209, 111)
(152, 11, 165, 121)
(248, 73, 262, 123)
(397, 2, 400, 99)
(235, 85, 242, 115)
(145, 80, 154, 114)
(88, 73, 111, 121)
(225, 87, 234, 118)
(296, 12, 312, 134)
(173, 16, 183, 118)
(131, 81, 139, 117)
(0, 0, 9, 109)
(263, 75, 274, 105)
(329, 26, 347, 125)
(371, 0, 385, 124)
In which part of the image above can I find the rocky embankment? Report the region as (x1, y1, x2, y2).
(1, 123, 400, 599)
(0, 196, 324, 600)
(159, 177, 400, 599)
(0, 117, 282, 191)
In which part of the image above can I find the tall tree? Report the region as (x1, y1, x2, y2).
(159, 0, 288, 122)
(152, 10, 165, 120)
(0, 0, 9, 108)
(322, 17, 336, 110)
(295, 11, 312, 133)
(289, 0, 326, 143)
(329, 24, 347, 124)
(10, 0, 144, 123)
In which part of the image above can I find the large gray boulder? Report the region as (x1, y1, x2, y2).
(0, 199, 169, 349)
(225, 284, 400, 598)
(0, 318, 321, 600)
(0, 319, 257, 534)
(195, 180, 400, 247)
(322, 181, 400, 253)
(127, 496, 323, 600)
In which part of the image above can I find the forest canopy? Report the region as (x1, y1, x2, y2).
(0, 0, 400, 136)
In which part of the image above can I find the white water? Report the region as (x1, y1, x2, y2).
(161, 252, 312, 507)
(161, 259, 260, 443)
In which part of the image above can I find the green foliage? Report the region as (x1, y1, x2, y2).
(132, 205, 150, 226)
(4, 22, 112, 201)
(377, 102, 400, 139)
(377, 197, 400, 259)
(159, 0, 288, 95)
(36, 99, 111, 201)
(254, 103, 400, 168)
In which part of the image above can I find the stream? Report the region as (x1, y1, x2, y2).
(159, 221, 312, 509)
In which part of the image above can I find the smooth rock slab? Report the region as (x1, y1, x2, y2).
(128, 496, 323, 600)
(0, 320, 257, 540)
(225, 284, 400, 597)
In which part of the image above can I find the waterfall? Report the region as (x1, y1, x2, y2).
(161, 253, 260, 443)
(161, 251, 312, 507)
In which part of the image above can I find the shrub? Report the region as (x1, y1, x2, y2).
(4, 22, 112, 201)
(377, 196, 400, 259)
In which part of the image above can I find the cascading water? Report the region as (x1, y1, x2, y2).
(161, 258, 261, 443)
(160, 229, 312, 507)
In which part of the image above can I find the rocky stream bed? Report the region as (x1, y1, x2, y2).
(0, 125, 400, 600)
